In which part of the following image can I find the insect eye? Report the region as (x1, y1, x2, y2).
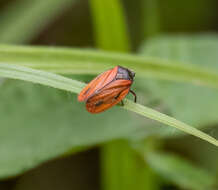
(131, 71, 135, 77)
(128, 70, 135, 79)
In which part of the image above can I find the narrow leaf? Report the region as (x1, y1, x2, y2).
(1, 44, 218, 89)
(123, 99, 218, 147)
(89, 0, 130, 52)
(142, 0, 160, 38)
(101, 140, 160, 190)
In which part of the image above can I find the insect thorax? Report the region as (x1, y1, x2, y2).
(116, 66, 135, 81)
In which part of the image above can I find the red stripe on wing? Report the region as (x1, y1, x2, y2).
(78, 66, 118, 102)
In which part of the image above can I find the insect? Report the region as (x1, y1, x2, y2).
(78, 65, 137, 113)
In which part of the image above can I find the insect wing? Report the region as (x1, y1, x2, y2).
(78, 66, 118, 102)
(86, 79, 132, 113)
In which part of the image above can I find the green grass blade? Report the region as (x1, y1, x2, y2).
(89, 0, 136, 189)
(89, 0, 130, 52)
(124, 100, 218, 146)
(101, 140, 132, 190)
(140, 35, 218, 132)
(101, 140, 160, 190)
(0, 0, 76, 43)
(1, 44, 218, 88)
(0, 63, 83, 93)
(0, 63, 217, 147)
(123, 99, 218, 147)
(142, 0, 160, 38)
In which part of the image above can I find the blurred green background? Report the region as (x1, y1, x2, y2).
(0, 0, 218, 190)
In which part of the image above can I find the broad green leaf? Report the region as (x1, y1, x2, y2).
(1, 44, 218, 89)
(144, 151, 215, 190)
(140, 34, 218, 129)
(0, 80, 140, 178)
(0, 0, 77, 43)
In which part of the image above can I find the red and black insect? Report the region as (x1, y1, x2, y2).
(78, 66, 136, 113)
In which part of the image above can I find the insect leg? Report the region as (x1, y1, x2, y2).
(114, 91, 125, 106)
(130, 90, 137, 103)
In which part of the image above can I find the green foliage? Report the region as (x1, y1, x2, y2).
(142, 0, 160, 38)
(0, 0, 76, 43)
(101, 140, 160, 190)
(133, 140, 217, 189)
(0, 43, 217, 179)
(0, 63, 83, 93)
(0, 0, 218, 189)
(0, 80, 139, 178)
(140, 35, 218, 128)
(89, 1, 139, 190)
(89, 0, 130, 52)
(1, 44, 218, 89)
(145, 151, 216, 190)
(124, 99, 218, 146)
